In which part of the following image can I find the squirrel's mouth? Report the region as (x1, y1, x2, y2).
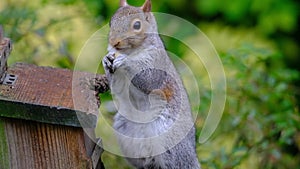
(111, 40, 130, 50)
(115, 45, 131, 51)
(111, 36, 146, 51)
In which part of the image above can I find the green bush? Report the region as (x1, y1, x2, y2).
(198, 44, 299, 169)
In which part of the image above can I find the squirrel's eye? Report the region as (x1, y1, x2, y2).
(133, 21, 141, 30)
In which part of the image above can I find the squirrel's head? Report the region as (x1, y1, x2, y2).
(109, 0, 158, 53)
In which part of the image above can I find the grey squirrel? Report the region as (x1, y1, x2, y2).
(102, 0, 201, 168)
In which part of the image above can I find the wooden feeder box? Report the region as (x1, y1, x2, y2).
(0, 26, 108, 169)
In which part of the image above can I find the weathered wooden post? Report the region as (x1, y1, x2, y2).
(0, 26, 108, 169)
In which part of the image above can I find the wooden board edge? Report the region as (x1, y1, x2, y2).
(0, 118, 10, 169)
(0, 99, 97, 128)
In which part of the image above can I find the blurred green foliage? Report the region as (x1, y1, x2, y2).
(200, 44, 300, 168)
(1, 0, 299, 168)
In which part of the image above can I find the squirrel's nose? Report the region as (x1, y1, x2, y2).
(113, 41, 121, 48)
(109, 37, 121, 48)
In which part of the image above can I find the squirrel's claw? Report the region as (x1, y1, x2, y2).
(103, 53, 115, 73)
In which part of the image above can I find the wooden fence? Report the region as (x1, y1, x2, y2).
(0, 25, 108, 169)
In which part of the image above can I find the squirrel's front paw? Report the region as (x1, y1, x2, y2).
(102, 53, 115, 73)
(113, 54, 126, 70)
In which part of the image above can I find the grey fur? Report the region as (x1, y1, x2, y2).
(102, 1, 201, 169)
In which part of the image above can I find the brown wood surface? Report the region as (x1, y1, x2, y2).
(3, 118, 92, 169)
(0, 63, 104, 127)
(0, 25, 11, 83)
(0, 63, 109, 169)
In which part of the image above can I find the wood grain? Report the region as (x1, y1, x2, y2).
(0, 63, 105, 127)
(3, 118, 92, 169)
(0, 63, 108, 168)
(0, 118, 10, 169)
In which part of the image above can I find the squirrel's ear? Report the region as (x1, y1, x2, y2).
(120, 0, 127, 7)
(141, 0, 151, 12)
